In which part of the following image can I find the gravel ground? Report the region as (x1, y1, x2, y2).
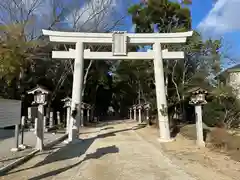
(1, 120, 196, 180)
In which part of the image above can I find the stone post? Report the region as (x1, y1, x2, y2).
(34, 117, 37, 134)
(80, 107, 84, 127)
(133, 105, 137, 121)
(144, 103, 150, 124)
(19, 116, 26, 149)
(57, 111, 61, 125)
(10, 124, 20, 152)
(36, 104, 44, 151)
(87, 107, 90, 122)
(90, 106, 94, 122)
(62, 97, 72, 134)
(43, 116, 47, 132)
(66, 106, 71, 134)
(137, 105, 142, 124)
(28, 107, 32, 121)
(195, 105, 205, 147)
(129, 108, 132, 119)
(49, 111, 54, 128)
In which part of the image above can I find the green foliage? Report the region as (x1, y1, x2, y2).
(203, 95, 240, 128)
(0, 23, 42, 83)
(129, 0, 191, 33)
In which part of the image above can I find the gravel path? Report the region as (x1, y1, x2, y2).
(1, 120, 196, 180)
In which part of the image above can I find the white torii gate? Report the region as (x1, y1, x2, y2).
(42, 29, 192, 143)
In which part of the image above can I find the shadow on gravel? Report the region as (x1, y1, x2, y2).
(4, 122, 145, 179)
(29, 145, 119, 180)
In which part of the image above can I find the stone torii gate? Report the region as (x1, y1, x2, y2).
(42, 29, 192, 143)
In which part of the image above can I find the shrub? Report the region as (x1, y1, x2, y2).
(203, 96, 240, 128)
(205, 127, 230, 151)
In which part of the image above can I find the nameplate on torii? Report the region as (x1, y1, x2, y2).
(112, 31, 127, 56)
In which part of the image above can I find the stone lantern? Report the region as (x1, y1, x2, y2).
(27, 85, 50, 151)
(80, 102, 86, 127)
(137, 104, 143, 123)
(188, 87, 208, 147)
(86, 104, 91, 122)
(129, 107, 133, 120)
(62, 97, 72, 134)
(143, 103, 150, 123)
(133, 105, 137, 121)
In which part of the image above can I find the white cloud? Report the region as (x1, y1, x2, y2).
(198, 0, 240, 35)
(65, 0, 124, 32)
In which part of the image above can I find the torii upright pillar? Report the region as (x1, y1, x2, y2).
(153, 43, 171, 141)
(68, 42, 84, 142)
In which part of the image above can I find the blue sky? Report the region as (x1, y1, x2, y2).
(133, 0, 240, 68)
(122, 0, 240, 68)
(192, 0, 240, 67)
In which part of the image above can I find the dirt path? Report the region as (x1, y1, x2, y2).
(134, 125, 240, 180)
(1, 120, 196, 180)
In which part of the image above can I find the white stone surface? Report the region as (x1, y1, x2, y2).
(153, 42, 171, 141)
(68, 41, 84, 142)
(52, 49, 184, 60)
(42, 29, 193, 44)
(195, 105, 205, 147)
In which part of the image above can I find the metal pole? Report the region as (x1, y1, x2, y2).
(20, 116, 25, 145)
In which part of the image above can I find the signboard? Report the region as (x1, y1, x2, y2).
(0, 99, 21, 128)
